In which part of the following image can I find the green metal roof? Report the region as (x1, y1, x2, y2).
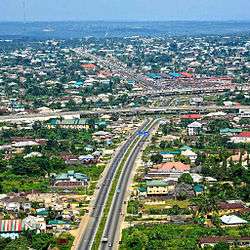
(146, 180, 168, 187)
(138, 187, 147, 192)
(36, 210, 49, 216)
(160, 150, 181, 155)
(48, 220, 68, 225)
(194, 184, 204, 193)
(48, 118, 58, 126)
(49, 118, 87, 126)
(220, 128, 242, 134)
(55, 171, 89, 181)
(180, 146, 192, 151)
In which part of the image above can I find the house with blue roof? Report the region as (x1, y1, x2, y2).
(169, 72, 181, 78)
(74, 81, 84, 88)
(146, 73, 162, 79)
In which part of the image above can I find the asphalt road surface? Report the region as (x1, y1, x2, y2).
(101, 119, 157, 250)
(78, 120, 150, 250)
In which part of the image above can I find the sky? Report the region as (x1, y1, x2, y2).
(1, 0, 250, 22)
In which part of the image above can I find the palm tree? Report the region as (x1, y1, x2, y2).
(192, 193, 218, 216)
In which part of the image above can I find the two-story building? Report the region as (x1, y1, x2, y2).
(187, 121, 202, 136)
(146, 180, 175, 196)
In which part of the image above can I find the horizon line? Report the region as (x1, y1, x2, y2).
(0, 19, 250, 23)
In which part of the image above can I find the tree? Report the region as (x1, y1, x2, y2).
(111, 113, 119, 121)
(4, 237, 29, 250)
(31, 233, 55, 250)
(126, 229, 149, 249)
(0, 237, 11, 249)
(0, 182, 3, 193)
(208, 119, 231, 133)
(178, 173, 193, 185)
(195, 152, 206, 165)
(66, 99, 77, 111)
(150, 153, 163, 164)
(213, 242, 230, 250)
(174, 155, 191, 164)
(32, 121, 42, 131)
(159, 141, 166, 149)
(192, 194, 218, 215)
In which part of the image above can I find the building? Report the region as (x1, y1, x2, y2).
(48, 118, 89, 130)
(190, 97, 203, 106)
(187, 121, 202, 136)
(47, 220, 71, 231)
(0, 220, 23, 234)
(220, 128, 242, 136)
(81, 63, 96, 71)
(147, 162, 190, 179)
(218, 202, 246, 215)
(146, 180, 175, 196)
(93, 131, 112, 140)
(181, 114, 202, 120)
(22, 216, 46, 232)
(1, 197, 31, 212)
(52, 171, 89, 188)
(160, 150, 181, 162)
(231, 131, 250, 143)
(62, 153, 99, 165)
(199, 236, 250, 248)
(239, 108, 250, 118)
(194, 184, 204, 195)
(181, 149, 197, 163)
(227, 151, 249, 166)
(220, 215, 248, 226)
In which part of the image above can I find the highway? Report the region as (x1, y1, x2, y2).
(101, 119, 157, 249)
(1, 105, 249, 123)
(78, 120, 151, 250)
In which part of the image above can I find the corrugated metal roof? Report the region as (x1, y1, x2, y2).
(0, 220, 23, 233)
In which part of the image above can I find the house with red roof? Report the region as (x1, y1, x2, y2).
(81, 63, 96, 71)
(147, 162, 190, 179)
(230, 131, 250, 144)
(180, 72, 193, 78)
(181, 114, 202, 120)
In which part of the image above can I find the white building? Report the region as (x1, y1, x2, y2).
(231, 132, 250, 144)
(221, 215, 248, 225)
(187, 121, 202, 136)
(181, 149, 197, 163)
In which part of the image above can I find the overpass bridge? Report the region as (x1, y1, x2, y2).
(0, 105, 248, 123)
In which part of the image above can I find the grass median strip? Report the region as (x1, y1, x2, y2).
(91, 137, 140, 250)
(91, 121, 153, 250)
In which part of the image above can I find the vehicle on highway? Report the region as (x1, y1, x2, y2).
(102, 237, 108, 243)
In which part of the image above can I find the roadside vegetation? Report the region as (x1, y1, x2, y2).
(120, 223, 250, 250)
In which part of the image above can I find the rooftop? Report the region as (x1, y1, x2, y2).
(146, 180, 169, 187)
(182, 114, 201, 119)
(153, 162, 190, 172)
(220, 215, 248, 225)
